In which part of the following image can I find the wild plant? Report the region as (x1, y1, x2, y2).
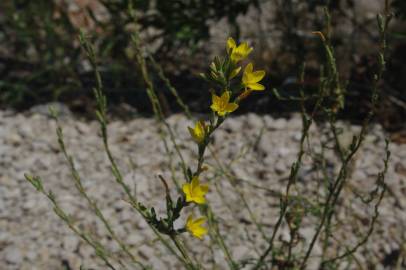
(25, 2, 392, 269)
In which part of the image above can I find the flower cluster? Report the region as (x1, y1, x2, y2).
(182, 176, 209, 238)
(183, 37, 266, 239)
(137, 38, 266, 241)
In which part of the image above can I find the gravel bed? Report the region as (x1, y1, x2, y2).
(0, 108, 405, 269)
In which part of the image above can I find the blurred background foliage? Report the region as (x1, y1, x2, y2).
(0, 0, 405, 132)
(393, 0, 406, 19)
(0, 0, 257, 110)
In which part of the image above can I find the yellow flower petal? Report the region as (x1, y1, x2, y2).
(193, 217, 206, 226)
(225, 103, 239, 113)
(182, 177, 208, 204)
(230, 41, 253, 63)
(242, 63, 266, 91)
(219, 111, 227, 117)
(245, 63, 253, 74)
(210, 103, 219, 113)
(199, 184, 209, 193)
(212, 93, 221, 104)
(220, 91, 231, 102)
(182, 183, 190, 193)
(188, 121, 206, 143)
(182, 183, 192, 202)
(192, 227, 207, 239)
(193, 196, 206, 204)
(248, 83, 265, 91)
(227, 37, 236, 51)
(251, 70, 266, 81)
(211, 91, 239, 116)
(186, 215, 208, 239)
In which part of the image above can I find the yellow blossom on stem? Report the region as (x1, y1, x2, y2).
(227, 37, 253, 63)
(182, 176, 209, 204)
(188, 120, 207, 144)
(242, 63, 266, 91)
(210, 91, 239, 117)
(186, 215, 208, 239)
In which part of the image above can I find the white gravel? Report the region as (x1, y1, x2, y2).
(0, 108, 405, 269)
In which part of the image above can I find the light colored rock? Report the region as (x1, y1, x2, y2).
(63, 235, 79, 252)
(4, 246, 23, 264)
(271, 118, 287, 130)
(29, 102, 71, 117)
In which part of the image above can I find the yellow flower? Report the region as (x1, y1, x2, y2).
(186, 215, 208, 239)
(210, 91, 239, 117)
(242, 63, 266, 91)
(188, 120, 207, 144)
(182, 176, 209, 204)
(227, 37, 253, 63)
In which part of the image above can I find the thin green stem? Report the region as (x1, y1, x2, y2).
(25, 175, 118, 270)
(52, 116, 145, 269)
(79, 33, 194, 269)
(208, 146, 268, 242)
(170, 235, 198, 270)
(252, 64, 317, 270)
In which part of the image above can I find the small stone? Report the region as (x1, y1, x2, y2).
(7, 133, 22, 146)
(271, 118, 287, 130)
(246, 113, 264, 129)
(291, 131, 302, 142)
(274, 160, 287, 174)
(29, 102, 71, 117)
(75, 122, 91, 134)
(300, 227, 316, 243)
(279, 229, 291, 243)
(222, 117, 243, 132)
(22, 199, 36, 210)
(138, 244, 156, 260)
(63, 235, 79, 252)
(126, 233, 144, 246)
(25, 250, 37, 260)
(256, 135, 273, 156)
(232, 245, 252, 260)
(289, 114, 302, 127)
(4, 246, 23, 264)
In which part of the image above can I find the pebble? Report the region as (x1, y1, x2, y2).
(271, 118, 287, 130)
(63, 235, 79, 252)
(4, 246, 23, 264)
